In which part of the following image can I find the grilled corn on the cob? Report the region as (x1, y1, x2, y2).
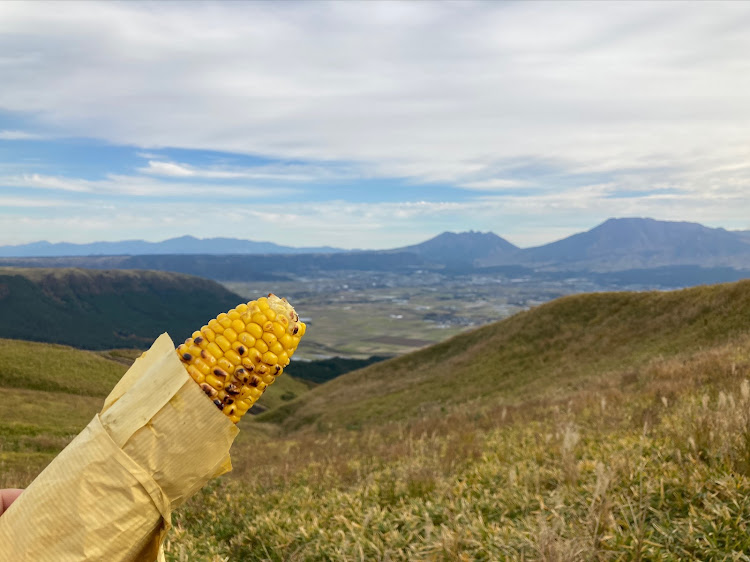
(176, 293, 306, 423)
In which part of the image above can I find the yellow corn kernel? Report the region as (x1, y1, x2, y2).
(277, 352, 290, 367)
(237, 333, 254, 348)
(262, 321, 274, 332)
(215, 335, 231, 352)
(264, 308, 277, 321)
(298, 322, 306, 337)
(272, 322, 286, 338)
(218, 315, 232, 329)
(206, 342, 223, 359)
(262, 332, 277, 345)
(251, 312, 267, 326)
(254, 339, 269, 354)
(246, 322, 263, 339)
(200, 326, 216, 343)
(208, 319, 224, 334)
(279, 333, 294, 350)
(236, 303, 248, 314)
(191, 330, 203, 341)
(193, 357, 212, 376)
(206, 371, 228, 390)
(269, 341, 284, 356)
(223, 328, 238, 343)
(187, 365, 204, 384)
(217, 357, 235, 373)
(227, 310, 241, 321)
(230, 319, 244, 333)
(262, 351, 278, 365)
(225, 349, 242, 366)
(231, 341, 249, 356)
(257, 297, 270, 310)
(200, 349, 217, 366)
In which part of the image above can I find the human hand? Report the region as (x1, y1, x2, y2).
(0, 489, 23, 516)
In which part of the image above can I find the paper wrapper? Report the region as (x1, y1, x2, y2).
(0, 333, 239, 561)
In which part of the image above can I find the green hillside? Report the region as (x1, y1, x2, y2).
(0, 338, 309, 479)
(260, 280, 750, 429)
(0, 267, 245, 349)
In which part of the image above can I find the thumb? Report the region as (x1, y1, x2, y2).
(0, 489, 23, 516)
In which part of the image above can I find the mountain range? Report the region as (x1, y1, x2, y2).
(0, 235, 343, 257)
(2, 218, 750, 274)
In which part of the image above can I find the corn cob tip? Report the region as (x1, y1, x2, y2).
(177, 294, 305, 423)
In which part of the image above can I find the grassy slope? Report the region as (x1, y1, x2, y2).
(0, 338, 308, 483)
(0, 267, 243, 349)
(165, 282, 750, 561)
(260, 280, 750, 430)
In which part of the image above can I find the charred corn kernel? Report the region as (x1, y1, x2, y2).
(205, 372, 226, 390)
(176, 293, 306, 423)
(200, 349, 217, 366)
(217, 357, 235, 374)
(223, 328, 238, 343)
(231, 341, 248, 355)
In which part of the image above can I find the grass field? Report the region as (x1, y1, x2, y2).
(4, 281, 750, 560)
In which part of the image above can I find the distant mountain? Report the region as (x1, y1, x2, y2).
(2, 219, 750, 276)
(0, 267, 244, 349)
(0, 236, 345, 257)
(396, 231, 519, 266)
(507, 218, 750, 271)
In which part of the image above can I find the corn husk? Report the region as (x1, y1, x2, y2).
(0, 333, 239, 561)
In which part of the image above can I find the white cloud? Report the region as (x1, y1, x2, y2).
(458, 179, 531, 191)
(0, 130, 44, 140)
(0, 172, 299, 198)
(138, 160, 331, 182)
(0, 1, 748, 191)
(1, 2, 750, 245)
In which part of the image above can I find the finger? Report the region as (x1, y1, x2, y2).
(0, 489, 23, 515)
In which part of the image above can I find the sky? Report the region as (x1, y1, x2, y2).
(1, 1, 749, 250)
